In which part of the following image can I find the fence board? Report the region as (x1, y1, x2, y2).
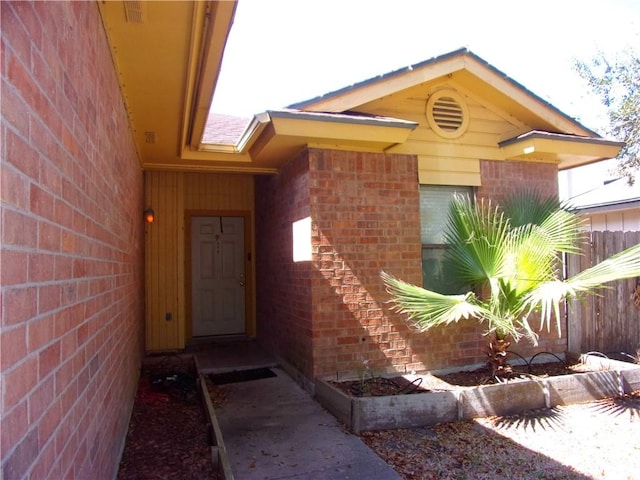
(566, 231, 640, 357)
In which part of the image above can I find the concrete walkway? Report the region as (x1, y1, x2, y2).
(204, 363, 401, 479)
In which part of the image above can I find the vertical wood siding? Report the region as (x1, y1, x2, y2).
(144, 171, 254, 351)
(567, 231, 640, 356)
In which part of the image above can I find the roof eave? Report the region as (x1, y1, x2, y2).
(183, 1, 238, 152)
(576, 199, 640, 213)
(248, 110, 418, 166)
(499, 131, 625, 170)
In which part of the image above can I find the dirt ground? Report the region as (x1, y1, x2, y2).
(117, 357, 639, 480)
(360, 391, 640, 480)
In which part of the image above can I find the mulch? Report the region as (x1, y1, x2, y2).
(329, 360, 584, 397)
(117, 357, 221, 480)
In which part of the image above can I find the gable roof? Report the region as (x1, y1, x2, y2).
(274, 48, 622, 174)
(289, 48, 600, 138)
(97, 2, 622, 176)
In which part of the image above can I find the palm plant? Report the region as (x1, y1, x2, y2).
(382, 191, 640, 376)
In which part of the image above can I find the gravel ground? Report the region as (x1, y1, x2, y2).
(360, 391, 640, 480)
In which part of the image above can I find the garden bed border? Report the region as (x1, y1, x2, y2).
(193, 356, 235, 480)
(314, 354, 640, 433)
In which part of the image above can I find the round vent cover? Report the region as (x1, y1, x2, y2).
(426, 90, 469, 139)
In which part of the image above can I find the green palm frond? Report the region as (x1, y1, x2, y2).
(382, 189, 640, 346)
(508, 223, 561, 293)
(502, 190, 574, 227)
(500, 190, 560, 227)
(525, 243, 640, 333)
(569, 242, 640, 286)
(444, 195, 511, 286)
(480, 305, 530, 342)
(503, 191, 585, 254)
(538, 209, 586, 254)
(381, 271, 484, 331)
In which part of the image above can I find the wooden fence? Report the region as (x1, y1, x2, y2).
(566, 231, 640, 357)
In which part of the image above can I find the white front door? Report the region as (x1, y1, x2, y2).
(191, 216, 246, 336)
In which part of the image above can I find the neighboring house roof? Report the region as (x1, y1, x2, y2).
(569, 174, 640, 212)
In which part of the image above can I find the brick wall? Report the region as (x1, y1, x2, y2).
(255, 149, 314, 376)
(257, 152, 566, 381)
(477, 159, 559, 201)
(1, 2, 144, 479)
(307, 149, 424, 378)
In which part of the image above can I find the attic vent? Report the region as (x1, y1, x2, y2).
(426, 90, 469, 139)
(123, 1, 144, 23)
(433, 97, 463, 130)
(144, 131, 157, 144)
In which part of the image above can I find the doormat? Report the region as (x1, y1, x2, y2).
(208, 367, 277, 385)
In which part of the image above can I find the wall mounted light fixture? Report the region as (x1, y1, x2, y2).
(143, 208, 155, 223)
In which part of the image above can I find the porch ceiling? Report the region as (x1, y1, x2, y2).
(98, 0, 238, 171)
(98, 1, 414, 174)
(99, 6, 621, 175)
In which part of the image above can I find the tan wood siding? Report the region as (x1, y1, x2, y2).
(418, 156, 481, 186)
(144, 172, 183, 351)
(358, 81, 534, 186)
(145, 171, 255, 351)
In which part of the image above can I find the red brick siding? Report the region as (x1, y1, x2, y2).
(477, 159, 559, 201)
(1, 2, 144, 479)
(307, 149, 424, 378)
(255, 149, 314, 376)
(257, 152, 566, 379)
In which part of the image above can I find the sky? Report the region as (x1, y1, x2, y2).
(210, 0, 640, 194)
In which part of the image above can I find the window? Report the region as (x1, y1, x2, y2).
(420, 185, 473, 294)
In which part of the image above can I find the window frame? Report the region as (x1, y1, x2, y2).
(419, 184, 474, 294)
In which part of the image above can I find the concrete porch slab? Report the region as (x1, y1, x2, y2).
(192, 339, 278, 374)
(211, 367, 401, 479)
(193, 341, 400, 479)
